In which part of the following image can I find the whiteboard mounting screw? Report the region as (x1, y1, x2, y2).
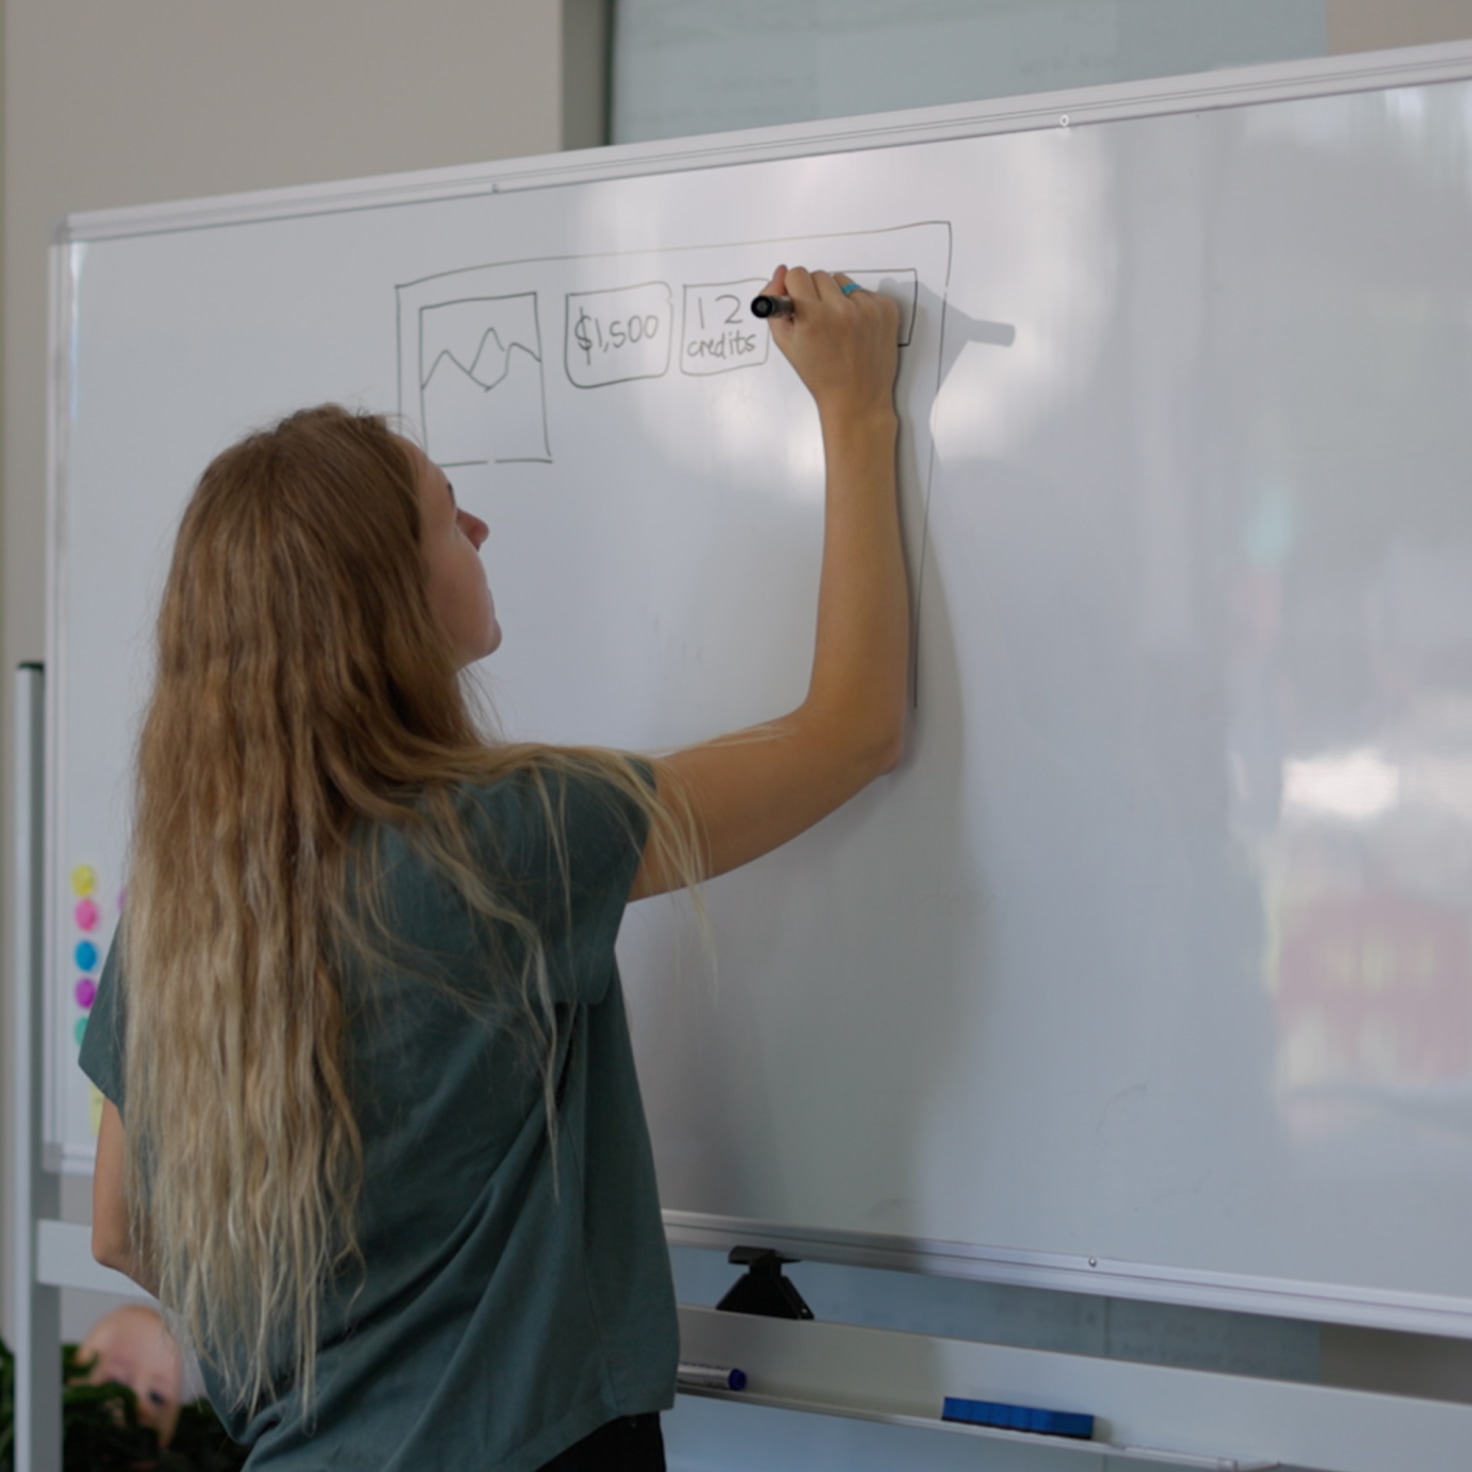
(1088, 1257, 1097, 1267)
(1060, 114, 1070, 127)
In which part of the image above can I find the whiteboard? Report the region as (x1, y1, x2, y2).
(46, 44, 1472, 1335)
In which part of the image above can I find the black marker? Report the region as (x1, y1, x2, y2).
(751, 294, 794, 320)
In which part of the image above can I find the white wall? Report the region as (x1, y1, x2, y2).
(1328, 0, 1472, 50)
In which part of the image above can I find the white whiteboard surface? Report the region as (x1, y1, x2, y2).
(47, 45, 1472, 1334)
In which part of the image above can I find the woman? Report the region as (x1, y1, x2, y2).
(84, 265, 906, 1470)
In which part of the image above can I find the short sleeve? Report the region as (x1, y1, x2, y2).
(554, 763, 653, 988)
(78, 936, 128, 1113)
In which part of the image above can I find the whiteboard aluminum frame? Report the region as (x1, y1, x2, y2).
(43, 235, 78, 1166)
(665, 1214, 1472, 1341)
(46, 37, 1472, 1335)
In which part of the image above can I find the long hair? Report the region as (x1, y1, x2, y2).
(121, 405, 698, 1415)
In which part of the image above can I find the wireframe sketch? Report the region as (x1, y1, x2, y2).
(565, 283, 673, 388)
(418, 293, 551, 466)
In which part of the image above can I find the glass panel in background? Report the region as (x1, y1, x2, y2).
(610, 0, 1327, 144)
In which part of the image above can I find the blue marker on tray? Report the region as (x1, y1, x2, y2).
(943, 1396, 1094, 1440)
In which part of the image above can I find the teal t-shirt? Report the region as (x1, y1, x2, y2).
(79, 768, 677, 1471)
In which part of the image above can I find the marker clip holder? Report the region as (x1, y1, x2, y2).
(716, 1247, 814, 1321)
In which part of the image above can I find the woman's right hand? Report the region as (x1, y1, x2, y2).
(760, 264, 901, 425)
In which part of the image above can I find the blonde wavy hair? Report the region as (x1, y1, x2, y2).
(121, 405, 698, 1415)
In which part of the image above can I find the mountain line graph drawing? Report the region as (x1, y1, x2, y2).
(418, 292, 552, 466)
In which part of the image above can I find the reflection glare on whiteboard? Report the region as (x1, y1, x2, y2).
(1282, 747, 1401, 822)
(1384, 86, 1428, 134)
(930, 345, 998, 457)
(927, 131, 1114, 462)
(1272, 885, 1472, 1114)
(1410, 756, 1472, 823)
(640, 371, 823, 505)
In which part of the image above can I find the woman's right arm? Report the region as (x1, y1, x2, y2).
(630, 264, 907, 899)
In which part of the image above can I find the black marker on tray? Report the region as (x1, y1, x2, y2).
(751, 294, 795, 320)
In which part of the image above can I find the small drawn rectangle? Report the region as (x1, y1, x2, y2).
(842, 269, 919, 346)
(681, 280, 769, 376)
(565, 282, 673, 388)
(418, 292, 551, 466)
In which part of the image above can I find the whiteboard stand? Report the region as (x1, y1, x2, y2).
(9, 664, 61, 1472)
